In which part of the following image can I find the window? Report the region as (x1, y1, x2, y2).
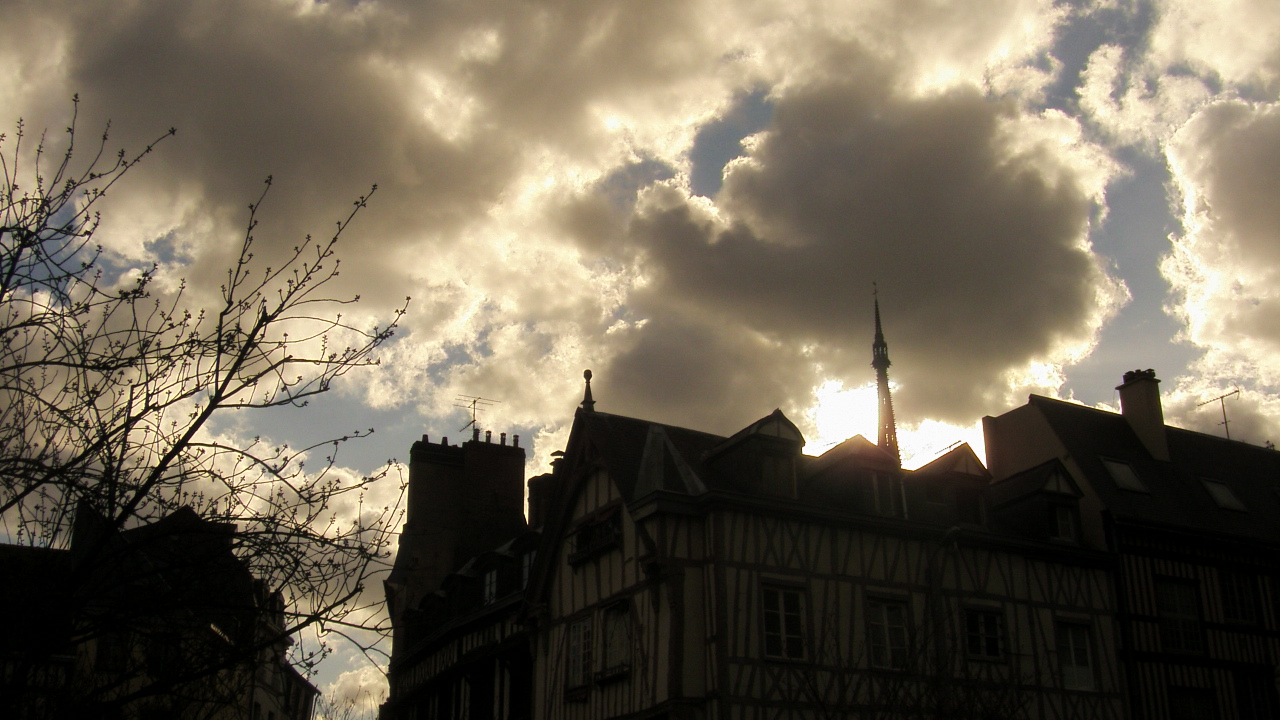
(567, 618, 593, 688)
(965, 609, 1004, 660)
(1220, 571, 1258, 624)
(1055, 622, 1094, 691)
(872, 473, 904, 518)
(1156, 578, 1202, 653)
(1100, 458, 1148, 492)
(1168, 687, 1217, 720)
(1051, 504, 1079, 542)
(522, 550, 536, 588)
(483, 569, 498, 604)
(1235, 669, 1279, 720)
(570, 507, 621, 564)
(762, 454, 796, 497)
(924, 479, 948, 505)
(867, 598, 909, 668)
(146, 632, 180, 679)
(1201, 478, 1247, 511)
(600, 604, 632, 678)
(762, 585, 807, 660)
(96, 631, 131, 673)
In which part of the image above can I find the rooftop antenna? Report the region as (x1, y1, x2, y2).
(1197, 388, 1239, 440)
(455, 395, 499, 435)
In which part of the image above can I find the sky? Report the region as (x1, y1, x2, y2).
(4, 0, 1280, 707)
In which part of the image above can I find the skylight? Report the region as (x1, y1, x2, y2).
(1100, 458, 1148, 493)
(1200, 478, 1247, 512)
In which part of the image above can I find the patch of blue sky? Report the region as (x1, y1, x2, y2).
(1060, 148, 1198, 405)
(1040, 0, 1157, 116)
(1033, 0, 1202, 405)
(689, 87, 773, 198)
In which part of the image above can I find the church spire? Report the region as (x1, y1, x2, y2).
(872, 286, 900, 467)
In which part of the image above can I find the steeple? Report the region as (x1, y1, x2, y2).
(872, 287, 901, 467)
(580, 369, 596, 412)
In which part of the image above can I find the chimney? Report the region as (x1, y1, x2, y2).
(1116, 369, 1169, 461)
(526, 472, 558, 530)
(386, 430, 526, 660)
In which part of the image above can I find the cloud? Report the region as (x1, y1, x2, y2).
(1078, 43, 1211, 149)
(318, 663, 388, 720)
(565, 60, 1123, 429)
(1148, 0, 1280, 93)
(1164, 100, 1280, 386)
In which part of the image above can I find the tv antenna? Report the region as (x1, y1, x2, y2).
(455, 395, 499, 434)
(1197, 388, 1240, 439)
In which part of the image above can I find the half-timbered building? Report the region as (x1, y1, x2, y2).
(523, 392, 1124, 720)
(984, 369, 1280, 719)
(382, 302, 1137, 720)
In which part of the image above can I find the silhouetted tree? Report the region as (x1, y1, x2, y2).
(0, 98, 407, 718)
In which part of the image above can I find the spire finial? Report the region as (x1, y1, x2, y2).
(581, 369, 596, 412)
(871, 287, 900, 467)
(873, 283, 885, 344)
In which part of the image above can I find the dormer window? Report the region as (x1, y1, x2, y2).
(1050, 504, 1080, 542)
(482, 569, 498, 604)
(762, 454, 796, 497)
(522, 550, 537, 588)
(1200, 478, 1246, 511)
(1100, 458, 1148, 493)
(872, 472, 904, 518)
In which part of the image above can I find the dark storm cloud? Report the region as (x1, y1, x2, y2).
(583, 63, 1117, 426)
(47, 1, 516, 296)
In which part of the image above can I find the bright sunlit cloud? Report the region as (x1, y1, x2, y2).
(807, 380, 880, 455)
(806, 380, 985, 469)
(898, 418, 987, 470)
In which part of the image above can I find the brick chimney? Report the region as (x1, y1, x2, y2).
(385, 432, 526, 660)
(1116, 369, 1169, 461)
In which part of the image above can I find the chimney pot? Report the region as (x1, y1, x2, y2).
(1116, 369, 1169, 461)
(500, 432, 507, 445)
(441, 436, 448, 446)
(485, 430, 492, 443)
(513, 434, 520, 447)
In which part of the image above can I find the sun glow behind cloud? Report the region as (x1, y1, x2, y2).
(807, 380, 987, 470)
(807, 380, 879, 454)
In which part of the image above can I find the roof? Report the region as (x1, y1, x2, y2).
(575, 410, 729, 501)
(912, 443, 989, 479)
(1027, 395, 1280, 543)
(987, 458, 1081, 508)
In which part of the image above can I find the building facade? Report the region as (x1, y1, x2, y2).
(984, 369, 1280, 720)
(523, 403, 1124, 720)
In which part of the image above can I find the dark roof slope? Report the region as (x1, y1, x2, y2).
(577, 411, 727, 501)
(1029, 395, 1280, 543)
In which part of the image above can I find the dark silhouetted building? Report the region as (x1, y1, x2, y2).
(381, 303, 1279, 720)
(985, 369, 1280, 720)
(0, 506, 317, 720)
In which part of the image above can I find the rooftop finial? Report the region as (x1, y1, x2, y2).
(581, 369, 596, 412)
